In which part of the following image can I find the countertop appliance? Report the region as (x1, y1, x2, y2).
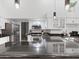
(32, 25, 41, 29)
(70, 31, 78, 36)
(28, 29, 44, 48)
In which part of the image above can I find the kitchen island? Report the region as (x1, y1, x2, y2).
(0, 36, 79, 58)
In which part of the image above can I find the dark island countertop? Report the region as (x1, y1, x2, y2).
(0, 45, 79, 58)
(0, 34, 11, 38)
(0, 37, 79, 58)
(0, 35, 79, 58)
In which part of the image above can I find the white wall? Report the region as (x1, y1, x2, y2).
(0, 0, 79, 18)
(0, 0, 54, 18)
(0, 0, 79, 33)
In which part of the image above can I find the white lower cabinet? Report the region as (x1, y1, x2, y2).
(65, 48, 79, 54)
(47, 42, 65, 55)
(0, 36, 9, 53)
(0, 36, 9, 45)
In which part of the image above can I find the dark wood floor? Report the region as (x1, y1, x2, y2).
(0, 57, 79, 59)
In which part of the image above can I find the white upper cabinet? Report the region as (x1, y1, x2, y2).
(66, 18, 73, 24)
(73, 19, 79, 24)
(0, 17, 5, 29)
(66, 18, 79, 24)
(47, 18, 53, 29)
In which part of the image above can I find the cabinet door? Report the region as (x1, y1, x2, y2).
(66, 18, 73, 24)
(1, 20, 5, 29)
(74, 19, 79, 24)
(53, 17, 65, 29)
(0, 18, 5, 29)
(66, 18, 79, 24)
(47, 18, 53, 29)
(0, 18, 1, 29)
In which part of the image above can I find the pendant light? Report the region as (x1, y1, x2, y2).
(65, 0, 78, 11)
(15, 0, 20, 8)
(53, 12, 56, 19)
(53, 0, 56, 19)
(65, 0, 70, 11)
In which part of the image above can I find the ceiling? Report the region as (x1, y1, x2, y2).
(0, 0, 79, 19)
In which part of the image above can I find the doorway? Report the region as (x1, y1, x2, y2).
(21, 22, 29, 45)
